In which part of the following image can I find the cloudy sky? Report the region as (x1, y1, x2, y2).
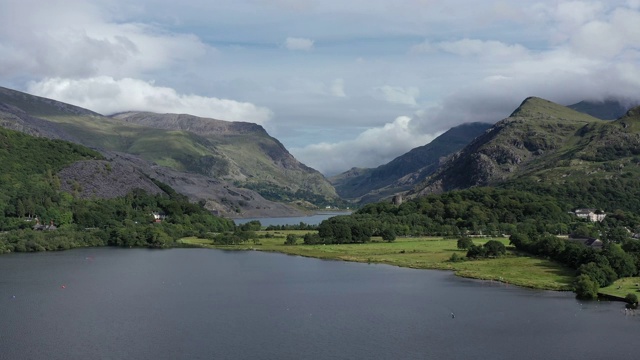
(2, 1, 640, 175)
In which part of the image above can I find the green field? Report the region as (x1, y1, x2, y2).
(599, 277, 640, 299)
(179, 231, 575, 291)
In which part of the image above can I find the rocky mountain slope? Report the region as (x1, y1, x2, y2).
(330, 122, 492, 204)
(0, 86, 334, 217)
(408, 97, 640, 204)
(110, 111, 336, 200)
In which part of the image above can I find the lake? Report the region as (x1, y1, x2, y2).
(233, 212, 351, 226)
(1, 247, 637, 360)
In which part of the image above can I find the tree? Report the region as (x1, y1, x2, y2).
(457, 237, 474, 250)
(381, 228, 396, 242)
(285, 234, 298, 245)
(466, 245, 486, 259)
(577, 262, 617, 287)
(624, 293, 638, 308)
(574, 274, 599, 300)
(240, 220, 262, 231)
(303, 232, 321, 245)
(483, 240, 506, 257)
(606, 226, 630, 243)
(603, 244, 637, 278)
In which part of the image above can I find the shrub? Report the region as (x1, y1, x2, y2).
(574, 274, 599, 300)
(457, 237, 474, 250)
(624, 293, 638, 308)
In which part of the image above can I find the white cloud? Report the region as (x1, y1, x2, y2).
(292, 115, 438, 175)
(27, 77, 273, 124)
(372, 86, 420, 106)
(0, 1, 212, 80)
(3, 0, 640, 177)
(284, 37, 315, 51)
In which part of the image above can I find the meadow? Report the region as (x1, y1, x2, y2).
(180, 231, 575, 291)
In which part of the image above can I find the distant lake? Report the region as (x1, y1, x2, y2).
(233, 211, 351, 226)
(1, 248, 638, 359)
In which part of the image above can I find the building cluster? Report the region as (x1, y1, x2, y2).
(31, 217, 57, 231)
(573, 208, 607, 222)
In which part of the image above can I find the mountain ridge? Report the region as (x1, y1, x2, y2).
(330, 122, 492, 204)
(0, 86, 335, 217)
(408, 97, 640, 211)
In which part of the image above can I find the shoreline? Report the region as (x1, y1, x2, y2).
(178, 235, 576, 292)
(184, 240, 633, 304)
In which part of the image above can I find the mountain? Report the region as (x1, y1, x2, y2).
(0, 86, 337, 217)
(330, 122, 492, 204)
(109, 111, 336, 200)
(409, 97, 640, 211)
(568, 99, 631, 120)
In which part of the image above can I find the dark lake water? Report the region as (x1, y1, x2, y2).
(1, 247, 637, 360)
(233, 212, 351, 227)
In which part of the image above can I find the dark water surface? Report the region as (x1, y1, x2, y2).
(1, 248, 637, 360)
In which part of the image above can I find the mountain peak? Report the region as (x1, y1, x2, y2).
(510, 96, 600, 122)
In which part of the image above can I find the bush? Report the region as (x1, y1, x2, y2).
(284, 234, 298, 245)
(625, 293, 638, 308)
(574, 274, 599, 300)
(457, 237, 474, 250)
(449, 253, 464, 262)
(381, 228, 396, 242)
(484, 240, 506, 257)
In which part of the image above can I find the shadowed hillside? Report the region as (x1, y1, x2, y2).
(331, 122, 491, 204)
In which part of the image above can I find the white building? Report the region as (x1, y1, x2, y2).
(574, 208, 606, 222)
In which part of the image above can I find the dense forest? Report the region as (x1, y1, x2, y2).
(312, 187, 640, 244)
(505, 176, 640, 214)
(0, 127, 234, 253)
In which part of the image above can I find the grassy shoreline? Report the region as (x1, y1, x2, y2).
(599, 277, 640, 300)
(179, 231, 575, 291)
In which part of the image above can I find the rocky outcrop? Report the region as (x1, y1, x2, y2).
(58, 160, 164, 199)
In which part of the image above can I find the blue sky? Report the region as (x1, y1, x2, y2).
(1, 0, 640, 175)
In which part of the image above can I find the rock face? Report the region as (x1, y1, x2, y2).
(58, 160, 164, 199)
(100, 151, 306, 218)
(408, 97, 640, 198)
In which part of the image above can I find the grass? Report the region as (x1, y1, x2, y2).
(599, 277, 640, 299)
(179, 231, 575, 291)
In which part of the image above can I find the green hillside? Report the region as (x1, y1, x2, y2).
(0, 87, 338, 208)
(410, 97, 640, 213)
(0, 126, 234, 253)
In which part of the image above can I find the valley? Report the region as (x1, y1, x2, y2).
(2, 86, 640, 302)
